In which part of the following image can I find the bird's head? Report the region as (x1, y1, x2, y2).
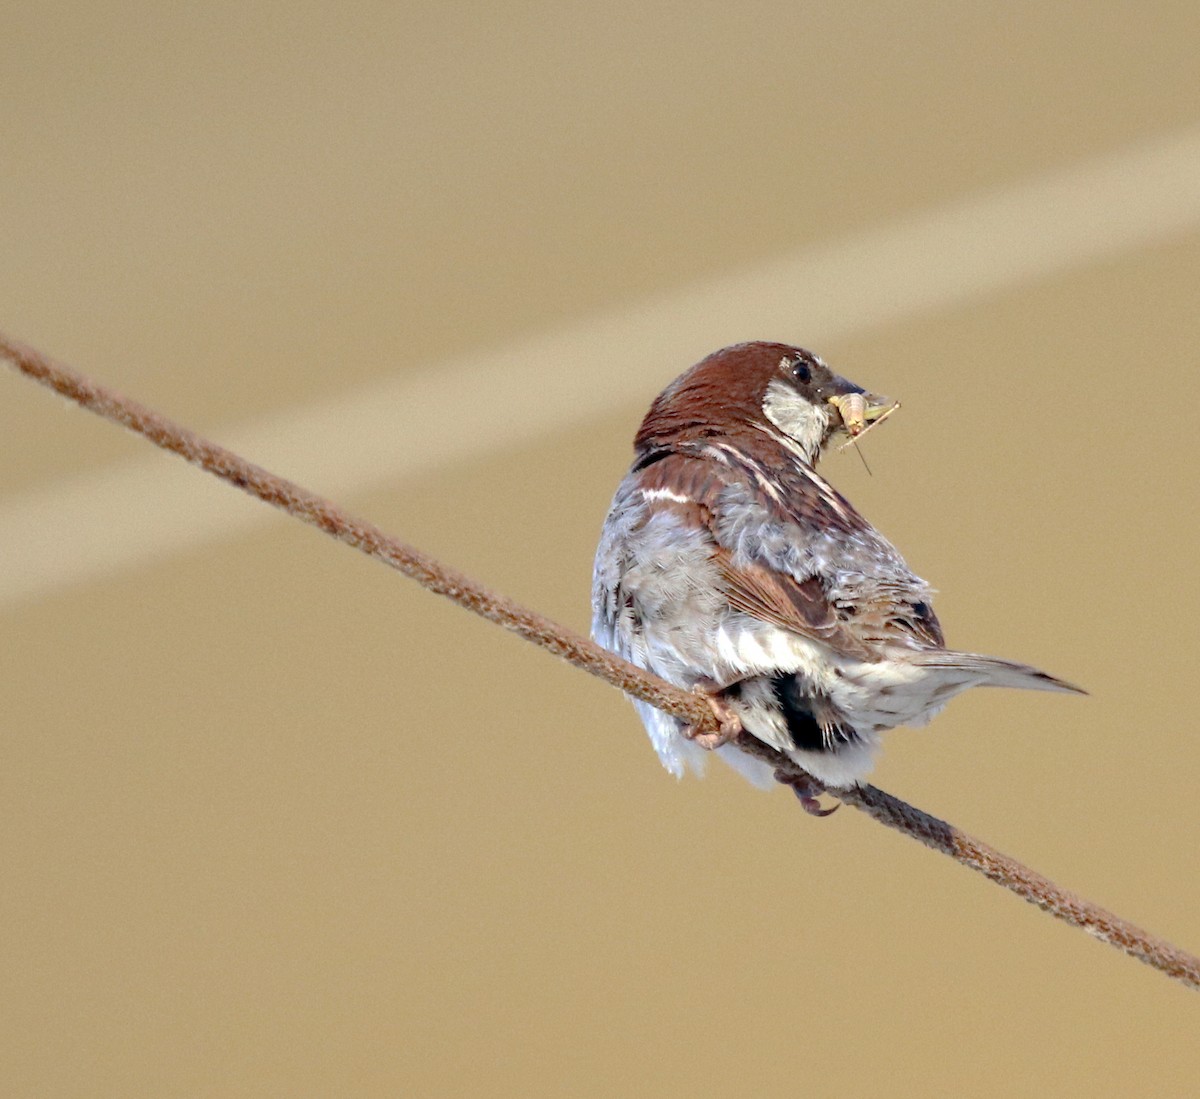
(634, 341, 894, 465)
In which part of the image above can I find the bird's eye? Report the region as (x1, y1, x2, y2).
(792, 361, 812, 384)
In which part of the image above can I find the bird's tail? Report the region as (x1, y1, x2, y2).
(909, 650, 1087, 695)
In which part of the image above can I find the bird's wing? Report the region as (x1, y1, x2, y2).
(633, 448, 864, 660)
(637, 441, 944, 655)
(709, 546, 873, 658)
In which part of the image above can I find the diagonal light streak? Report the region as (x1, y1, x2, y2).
(3, 125, 1200, 609)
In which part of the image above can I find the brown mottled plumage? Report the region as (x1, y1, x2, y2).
(592, 342, 1082, 797)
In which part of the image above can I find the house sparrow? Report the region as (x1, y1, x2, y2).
(591, 341, 1082, 812)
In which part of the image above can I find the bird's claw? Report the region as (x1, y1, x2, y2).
(682, 686, 838, 818)
(682, 682, 743, 749)
(773, 769, 840, 817)
(798, 795, 839, 818)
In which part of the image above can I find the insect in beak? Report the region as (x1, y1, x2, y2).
(826, 394, 901, 475)
(828, 393, 900, 446)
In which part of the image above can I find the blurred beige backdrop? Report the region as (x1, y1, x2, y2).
(3, 3, 1199, 1096)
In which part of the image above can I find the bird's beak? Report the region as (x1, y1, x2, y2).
(827, 392, 896, 437)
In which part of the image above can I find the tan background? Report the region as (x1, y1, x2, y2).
(3, 3, 1199, 1095)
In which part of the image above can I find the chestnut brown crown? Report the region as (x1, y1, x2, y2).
(634, 341, 872, 457)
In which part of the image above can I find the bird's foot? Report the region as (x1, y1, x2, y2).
(773, 769, 839, 818)
(681, 680, 743, 750)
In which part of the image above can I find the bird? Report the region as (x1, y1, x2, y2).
(591, 341, 1083, 813)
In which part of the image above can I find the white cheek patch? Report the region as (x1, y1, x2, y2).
(762, 379, 830, 460)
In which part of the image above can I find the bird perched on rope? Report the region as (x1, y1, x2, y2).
(591, 342, 1083, 813)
